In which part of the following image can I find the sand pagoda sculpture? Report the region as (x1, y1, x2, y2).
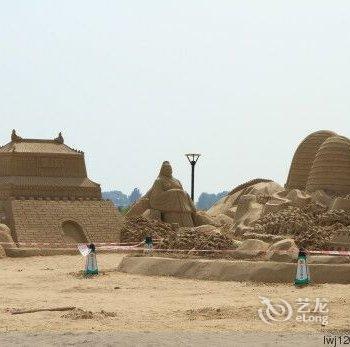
(127, 161, 212, 227)
(0, 130, 122, 247)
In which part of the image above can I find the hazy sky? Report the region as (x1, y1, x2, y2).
(1, 1, 350, 199)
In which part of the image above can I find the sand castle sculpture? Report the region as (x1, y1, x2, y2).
(127, 161, 213, 227)
(0, 130, 122, 248)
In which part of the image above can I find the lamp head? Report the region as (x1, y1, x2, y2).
(185, 153, 201, 164)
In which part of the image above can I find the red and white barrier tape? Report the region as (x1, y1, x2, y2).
(95, 246, 350, 256)
(0, 241, 160, 247)
(308, 250, 350, 256)
(2, 241, 350, 256)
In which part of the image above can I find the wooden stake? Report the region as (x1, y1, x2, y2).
(11, 306, 76, 315)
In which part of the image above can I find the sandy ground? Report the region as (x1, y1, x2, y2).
(1, 253, 350, 346)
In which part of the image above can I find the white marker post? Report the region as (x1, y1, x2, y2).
(294, 250, 310, 286)
(78, 243, 98, 276)
(145, 236, 153, 253)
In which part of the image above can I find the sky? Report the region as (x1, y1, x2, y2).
(1, 1, 350, 199)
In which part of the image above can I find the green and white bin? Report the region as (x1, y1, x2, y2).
(294, 249, 310, 286)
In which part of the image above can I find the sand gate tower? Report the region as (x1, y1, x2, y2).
(0, 130, 122, 246)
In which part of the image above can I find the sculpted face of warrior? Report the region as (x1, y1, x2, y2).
(159, 161, 173, 178)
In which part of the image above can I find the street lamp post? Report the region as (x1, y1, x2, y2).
(185, 153, 201, 201)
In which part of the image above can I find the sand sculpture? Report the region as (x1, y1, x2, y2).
(0, 130, 122, 247)
(121, 216, 236, 251)
(285, 130, 336, 190)
(122, 130, 350, 254)
(201, 130, 350, 252)
(147, 161, 196, 226)
(306, 135, 350, 194)
(121, 130, 350, 256)
(204, 178, 350, 253)
(110, 129, 350, 268)
(285, 130, 350, 194)
(127, 161, 214, 227)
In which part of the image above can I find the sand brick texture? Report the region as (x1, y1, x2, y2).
(5, 199, 121, 244)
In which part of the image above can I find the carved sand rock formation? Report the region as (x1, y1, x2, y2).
(127, 161, 215, 227)
(207, 180, 285, 231)
(120, 216, 175, 243)
(120, 216, 238, 252)
(207, 180, 350, 250)
(0, 130, 123, 248)
(206, 130, 350, 251)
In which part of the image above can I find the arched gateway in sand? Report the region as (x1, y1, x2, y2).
(0, 130, 122, 246)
